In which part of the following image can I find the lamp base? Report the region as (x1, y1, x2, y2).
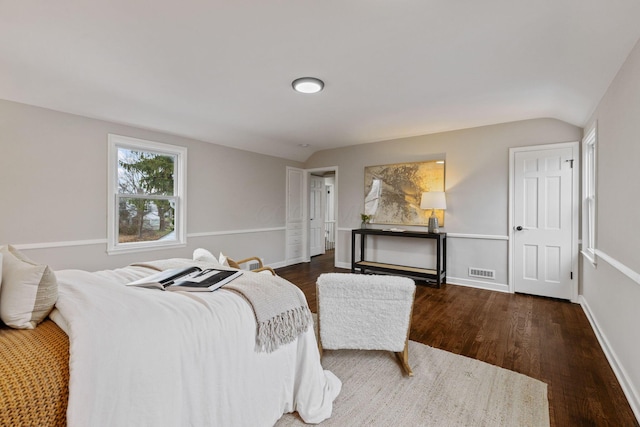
(428, 216, 439, 234)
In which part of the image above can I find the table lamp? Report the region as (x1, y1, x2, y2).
(420, 191, 446, 233)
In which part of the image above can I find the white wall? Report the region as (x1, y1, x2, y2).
(0, 99, 301, 271)
(580, 38, 640, 420)
(304, 118, 582, 291)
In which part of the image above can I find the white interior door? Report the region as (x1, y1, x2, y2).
(285, 167, 305, 265)
(309, 175, 325, 257)
(512, 145, 577, 300)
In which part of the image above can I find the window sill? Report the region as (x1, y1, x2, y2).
(107, 241, 187, 256)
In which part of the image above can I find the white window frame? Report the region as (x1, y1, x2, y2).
(581, 123, 597, 265)
(107, 134, 187, 254)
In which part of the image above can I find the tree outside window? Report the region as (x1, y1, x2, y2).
(117, 149, 176, 243)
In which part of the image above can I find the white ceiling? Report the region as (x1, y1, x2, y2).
(2, 1, 640, 162)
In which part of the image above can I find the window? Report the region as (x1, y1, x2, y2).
(582, 123, 597, 264)
(108, 134, 187, 254)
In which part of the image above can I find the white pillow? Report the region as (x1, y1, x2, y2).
(193, 248, 222, 266)
(218, 252, 230, 267)
(0, 245, 58, 329)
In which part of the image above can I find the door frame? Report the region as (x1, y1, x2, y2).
(309, 173, 326, 257)
(304, 167, 339, 265)
(508, 142, 580, 302)
(285, 167, 306, 266)
(285, 166, 339, 267)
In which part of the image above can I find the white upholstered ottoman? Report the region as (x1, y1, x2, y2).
(316, 273, 416, 376)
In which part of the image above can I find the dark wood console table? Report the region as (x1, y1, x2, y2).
(351, 228, 447, 287)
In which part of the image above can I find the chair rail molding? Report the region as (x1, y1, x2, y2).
(339, 228, 509, 241)
(594, 249, 640, 286)
(188, 226, 286, 238)
(446, 233, 509, 240)
(11, 227, 287, 251)
(14, 238, 108, 250)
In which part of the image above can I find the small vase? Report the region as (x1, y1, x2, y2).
(361, 222, 368, 229)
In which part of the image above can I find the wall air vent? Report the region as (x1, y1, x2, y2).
(468, 267, 495, 280)
(248, 261, 261, 271)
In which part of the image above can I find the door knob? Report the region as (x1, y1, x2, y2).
(515, 226, 523, 231)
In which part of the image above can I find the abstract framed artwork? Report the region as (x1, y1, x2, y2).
(364, 160, 445, 226)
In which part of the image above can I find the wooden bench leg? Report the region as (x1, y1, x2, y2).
(395, 340, 413, 377)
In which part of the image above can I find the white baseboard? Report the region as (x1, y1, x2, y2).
(580, 296, 640, 423)
(446, 276, 510, 293)
(335, 261, 351, 270)
(327, 268, 509, 292)
(268, 260, 287, 269)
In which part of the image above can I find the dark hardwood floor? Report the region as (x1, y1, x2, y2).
(276, 250, 638, 427)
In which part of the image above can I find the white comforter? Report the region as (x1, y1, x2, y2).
(50, 262, 341, 427)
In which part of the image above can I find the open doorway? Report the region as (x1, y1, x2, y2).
(308, 168, 337, 267)
(285, 166, 338, 268)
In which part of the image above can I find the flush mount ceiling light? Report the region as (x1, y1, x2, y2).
(292, 77, 324, 94)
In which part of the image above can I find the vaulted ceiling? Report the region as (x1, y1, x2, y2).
(2, 1, 640, 161)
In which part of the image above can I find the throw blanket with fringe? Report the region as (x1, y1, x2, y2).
(224, 272, 312, 353)
(131, 259, 312, 352)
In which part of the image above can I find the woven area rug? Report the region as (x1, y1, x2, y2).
(276, 340, 549, 426)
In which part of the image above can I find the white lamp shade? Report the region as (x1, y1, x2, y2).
(420, 191, 447, 210)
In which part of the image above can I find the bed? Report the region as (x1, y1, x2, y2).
(0, 255, 341, 427)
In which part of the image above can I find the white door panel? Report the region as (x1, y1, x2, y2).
(513, 146, 575, 300)
(309, 175, 325, 257)
(286, 167, 305, 265)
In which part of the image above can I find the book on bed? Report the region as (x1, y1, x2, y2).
(127, 267, 242, 291)
(168, 269, 243, 292)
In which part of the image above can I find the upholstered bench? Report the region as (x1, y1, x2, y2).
(316, 273, 416, 376)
